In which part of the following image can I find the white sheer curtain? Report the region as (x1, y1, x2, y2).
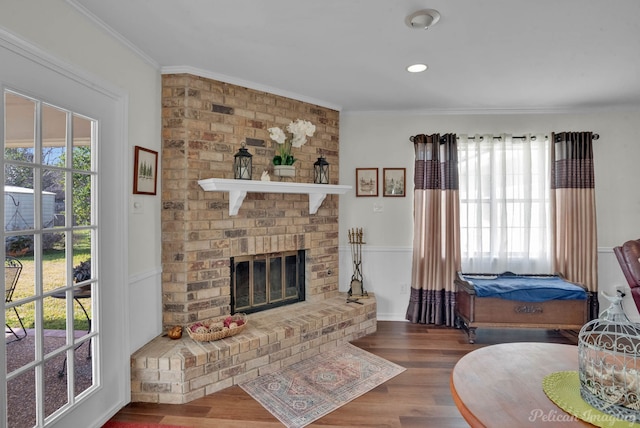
(458, 133, 552, 274)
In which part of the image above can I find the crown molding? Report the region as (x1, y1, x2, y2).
(65, 0, 160, 70)
(342, 104, 640, 116)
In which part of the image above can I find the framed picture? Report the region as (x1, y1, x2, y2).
(356, 168, 378, 197)
(133, 146, 158, 195)
(383, 168, 406, 197)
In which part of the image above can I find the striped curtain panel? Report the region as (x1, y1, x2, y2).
(550, 132, 598, 317)
(406, 134, 461, 326)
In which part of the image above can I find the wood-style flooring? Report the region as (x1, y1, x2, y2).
(105, 321, 576, 427)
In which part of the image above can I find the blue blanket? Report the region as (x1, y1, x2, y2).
(461, 273, 587, 302)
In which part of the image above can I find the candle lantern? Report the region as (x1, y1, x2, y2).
(234, 142, 252, 180)
(313, 156, 330, 184)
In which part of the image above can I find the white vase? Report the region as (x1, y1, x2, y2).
(273, 165, 296, 177)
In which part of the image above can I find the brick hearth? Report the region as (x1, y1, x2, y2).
(129, 74, 376, 404)
(130, 294, 376, 403)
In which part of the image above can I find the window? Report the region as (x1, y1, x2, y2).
(458, 134, 552, 274)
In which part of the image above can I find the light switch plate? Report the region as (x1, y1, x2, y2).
(131, 196, 144, 214)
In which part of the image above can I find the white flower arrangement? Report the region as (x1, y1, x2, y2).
(268, 119, 316, 165)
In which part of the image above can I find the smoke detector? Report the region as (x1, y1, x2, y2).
(405, 9, 441, 30)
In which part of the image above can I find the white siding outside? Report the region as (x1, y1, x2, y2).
(4, 185, 56, 230)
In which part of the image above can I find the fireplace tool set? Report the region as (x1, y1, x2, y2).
(347, 227, 368, 303)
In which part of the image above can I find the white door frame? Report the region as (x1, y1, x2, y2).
(0, 28, 129, 428)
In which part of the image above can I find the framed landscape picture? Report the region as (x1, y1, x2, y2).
(356, 168, 378, 197)
(133, 146, 158, 195)
(383, 168, 406, 197)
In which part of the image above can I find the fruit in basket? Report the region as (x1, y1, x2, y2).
(167, 325, 183, 339)
(189, 322, 204, 332)
(223, 316, 233, 328)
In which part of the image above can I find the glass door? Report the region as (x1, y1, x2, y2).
(4, 90, 97, 428)
(1, 34, 128, 428)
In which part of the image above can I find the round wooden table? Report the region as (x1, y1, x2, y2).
(450, 342, 592, 427)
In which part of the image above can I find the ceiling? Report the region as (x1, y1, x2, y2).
(69, 0, 640, 113)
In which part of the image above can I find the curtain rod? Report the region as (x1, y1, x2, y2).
(461, 134, 599, 141)
(411, 133, 600, 142)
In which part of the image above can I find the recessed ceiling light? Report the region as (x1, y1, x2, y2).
(405, 9, 441, 30)
(407, 64, 428, 73)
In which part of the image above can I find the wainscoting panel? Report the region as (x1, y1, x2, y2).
(128, 267, 163, 352)
(339, 246, 638, 323)
(598, 247, 639, 322)
(339, 246, 412, 321)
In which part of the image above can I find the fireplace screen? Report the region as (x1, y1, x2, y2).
(231, 250, 305, 314)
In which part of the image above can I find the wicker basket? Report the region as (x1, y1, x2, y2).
(186, 313, 247, 342)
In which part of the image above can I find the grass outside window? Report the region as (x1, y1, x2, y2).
(5, 231, 92, 331)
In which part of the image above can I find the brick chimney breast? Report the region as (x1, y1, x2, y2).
(161, 74, 341, 329)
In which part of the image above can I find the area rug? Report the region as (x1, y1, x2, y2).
(240, 343, 405, 428)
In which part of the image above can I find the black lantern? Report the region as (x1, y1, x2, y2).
(234, 142, 252, 180)
(313, 156, 329, 184)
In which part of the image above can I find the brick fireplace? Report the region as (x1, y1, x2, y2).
(161, 74, 343, 326)
(129, 74, 377, 404)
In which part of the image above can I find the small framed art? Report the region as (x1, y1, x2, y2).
(383, 168, 406, 197)
(133, 146, 158, 195)
(356, 168, 378, 197)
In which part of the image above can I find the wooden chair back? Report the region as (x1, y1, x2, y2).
(614, 239, 640, 312)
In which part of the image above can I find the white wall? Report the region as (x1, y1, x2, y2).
(0, 1, 163, 351)
(3, 2, 639, 348)
(338, 109, 640, 321)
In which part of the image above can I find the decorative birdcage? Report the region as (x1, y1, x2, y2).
(578, 290, 640, 421)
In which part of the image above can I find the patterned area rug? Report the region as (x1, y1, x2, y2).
(240, 343, 405, 428)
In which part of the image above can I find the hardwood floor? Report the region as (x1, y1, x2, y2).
(106, 322, 576, 427)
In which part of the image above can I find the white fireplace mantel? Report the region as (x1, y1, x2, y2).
(198, 178, 352, 215)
